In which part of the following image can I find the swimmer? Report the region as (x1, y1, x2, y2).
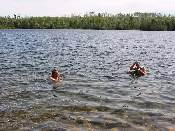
(50, 68, 62, 82)
(130, 61, 140, 70)
(129, 62, 148, 77)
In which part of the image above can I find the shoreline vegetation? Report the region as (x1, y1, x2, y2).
(0, 12, 175, 31)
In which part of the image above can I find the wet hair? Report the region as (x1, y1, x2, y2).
(134, 61, 140, 66)
(51, 69, 59, 78)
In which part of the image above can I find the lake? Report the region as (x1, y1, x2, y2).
(0, 29, 175, 130)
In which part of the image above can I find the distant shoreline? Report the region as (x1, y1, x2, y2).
(1, 12, 175, 31)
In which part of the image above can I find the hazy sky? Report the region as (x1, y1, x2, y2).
(1, 0, 175, 16)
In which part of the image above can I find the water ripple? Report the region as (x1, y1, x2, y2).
(0, 29, 175, 130)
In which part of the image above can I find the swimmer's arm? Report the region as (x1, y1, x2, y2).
(50, 76, 60, 82)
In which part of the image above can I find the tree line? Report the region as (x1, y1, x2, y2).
(0, 12, 175, 31)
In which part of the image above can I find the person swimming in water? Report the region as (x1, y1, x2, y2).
(130, 61, 140, 70)
(50, 68, 62, 82)
(129, 62, 148, 77)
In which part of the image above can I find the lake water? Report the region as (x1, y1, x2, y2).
(0, 29, 175, 130)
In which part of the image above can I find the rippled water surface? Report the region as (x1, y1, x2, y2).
(0, 29, 175, 130)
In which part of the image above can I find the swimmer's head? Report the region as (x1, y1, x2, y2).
(51, 68, 59, 78)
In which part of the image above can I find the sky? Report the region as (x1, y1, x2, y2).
(1, 0, 175, 17)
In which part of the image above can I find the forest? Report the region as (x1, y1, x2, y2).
(0, 12, 175, 31)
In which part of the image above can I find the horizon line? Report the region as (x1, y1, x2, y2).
(1, 11, 174, 18)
